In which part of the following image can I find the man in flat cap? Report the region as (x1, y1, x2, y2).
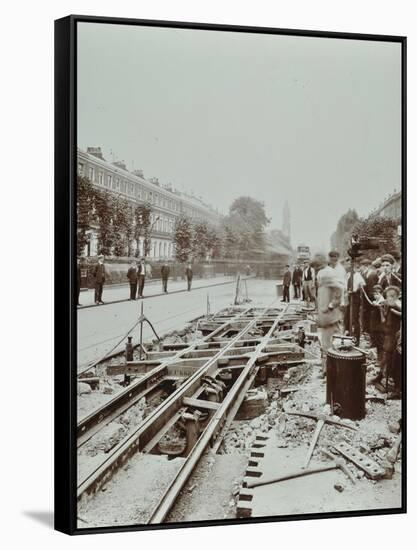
(316, 253, 345, 375)
(327, 250, 346, 287)
(379, 254, 401, 291)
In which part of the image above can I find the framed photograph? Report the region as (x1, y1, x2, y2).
(55, 15, 406, 535)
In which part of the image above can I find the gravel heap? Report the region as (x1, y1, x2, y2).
(81, 397, 147, 458)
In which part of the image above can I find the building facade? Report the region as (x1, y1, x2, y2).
(77, 147, 220, 258)
(371, 190, 401, 219)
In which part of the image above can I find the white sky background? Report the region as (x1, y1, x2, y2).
(77, 23, 401, 251)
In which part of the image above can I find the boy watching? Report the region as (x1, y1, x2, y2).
(375, 285, 401, 395)
(368, 284, 384, 362)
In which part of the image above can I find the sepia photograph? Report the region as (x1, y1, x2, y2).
(70, 19, 405, 531)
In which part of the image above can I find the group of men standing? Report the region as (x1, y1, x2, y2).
(77, 257, 194, 306)
(281, 260, 319, 305)
(127, 258, 149, 300)
(279, 250, 402, 395)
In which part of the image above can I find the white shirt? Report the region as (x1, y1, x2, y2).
(346, 271, 365, 292)
(303, 266, 315, 282)
(329, 262, 347, 288)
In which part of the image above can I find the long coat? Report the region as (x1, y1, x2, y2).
(316, 267, 344, 328)
(127, 266, 138, 283)
(283, 269, 292, 286)
(292, 268, 303, 285)
(93, 263, 106, 284)
(161, 265, 170, 279)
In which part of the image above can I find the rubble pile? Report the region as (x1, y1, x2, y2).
(271, 363, 401, 479)
(282, 364, 312, 386)
(77, 376, 124, 418)
(221, 416, 268, 454)
(83, 423, 126, 456)
(81, 397, 148, 457)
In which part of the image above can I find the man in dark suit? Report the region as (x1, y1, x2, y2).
(291, 264, 302, 299)
(137, 258, 146, 299)
(360, 258, 379, 334)
(161, 263, 170, 293)
(185, 264, 193, 291)
(127, 261, 138, 300)
(93, 255, 106, 304)
(281, 264, 292, 302)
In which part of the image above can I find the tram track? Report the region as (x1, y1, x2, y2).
(77, 301, 307, 526)
(77, 306, 254, 449)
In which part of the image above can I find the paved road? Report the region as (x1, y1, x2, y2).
(78, 275, 239, 308)
(77, 278, 281, 371)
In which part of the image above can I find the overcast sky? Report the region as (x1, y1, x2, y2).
(77, 22, 401, 251)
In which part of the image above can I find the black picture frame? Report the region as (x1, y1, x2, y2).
(55, 14, 407, 535)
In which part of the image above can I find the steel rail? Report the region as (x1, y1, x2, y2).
(77, 306, 253, 448)
(146, 302, 291, 524)
(77, 303, 278, 499)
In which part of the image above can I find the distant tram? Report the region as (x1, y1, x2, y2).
(296, 245, 310, 262)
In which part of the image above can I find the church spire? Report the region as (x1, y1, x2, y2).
(282, 200, 291, 244)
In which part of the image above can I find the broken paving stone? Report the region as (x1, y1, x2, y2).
(77, 382, 92, 395)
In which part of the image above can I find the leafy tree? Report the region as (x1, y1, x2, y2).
(352, 215, 400, 260)
(192, 222, 207, 260)
(330, 209, 360, 257)
(223, 196, 270, 258)
(206, 224, 222, 259)
(76, 175, 96, 256)
(220, 222, 238, 259)
(94, 190, 115, 255)
(174, 216, 193, 262)
(331, 207, 400, 261)
(121, 198, 135, 256)
(112, 195, 131, 256)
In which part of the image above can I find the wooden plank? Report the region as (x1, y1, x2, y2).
(183, 397, 220, 411)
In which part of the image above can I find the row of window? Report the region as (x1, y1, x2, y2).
(85, 234, 174, 258)
(78, 160, 213, 224)
(150, 213, 175, 234)
(150, 240, 174, 258)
